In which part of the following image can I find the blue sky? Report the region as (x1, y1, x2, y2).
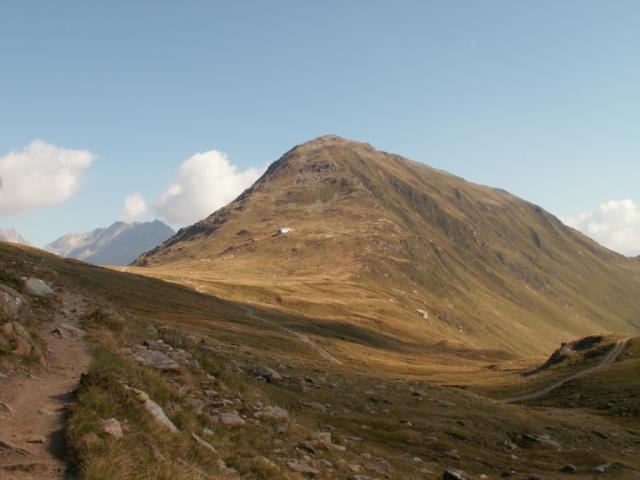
(0, 1, 639, 254)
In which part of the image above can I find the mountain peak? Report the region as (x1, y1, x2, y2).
(299, 134, 361, 147)
(292, 134, 376, 154)
(134, 138, 640, 355)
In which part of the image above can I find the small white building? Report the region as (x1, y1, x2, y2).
(278, 227, 292, 234)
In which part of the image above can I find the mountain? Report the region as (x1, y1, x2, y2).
(134, 136, 640, 355)
(47, 220, 174, 265)
(0, 228, 29, 245)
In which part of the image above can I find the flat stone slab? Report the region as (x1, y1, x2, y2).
(133, 349, 181, 371)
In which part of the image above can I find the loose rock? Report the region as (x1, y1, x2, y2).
(100, 418, 123, 439)
(591, 463, 610, 474)
(560, 464, 577, 473)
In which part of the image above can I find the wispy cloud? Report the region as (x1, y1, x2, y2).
(121, 193, 149, 222)
(564, 199, 640, 256)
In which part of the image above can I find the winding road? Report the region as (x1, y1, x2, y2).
(504, 337, 631, 404)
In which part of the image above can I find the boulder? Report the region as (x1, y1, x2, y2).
(287, 460, 319, 477)
(0, 284, 27, 323)
(255, 406, 289, 422)
(253, 365, 282, 382)
(560, 464, 577, 474)
(591, 463, 610, 474)
(522, 433, 561, 449)
(219, 411, 246, 426)
(100, 418, 123, 439)
(52, 323, 86, 338)
(133, 349, 181, 371)
(443, 470, 469, 480)
(191, 432, 218, 454)
(24, 278, 54, 297)
(126, 386, 178, 433)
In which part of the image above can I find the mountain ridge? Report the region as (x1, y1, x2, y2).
(133, 136, 640, 355)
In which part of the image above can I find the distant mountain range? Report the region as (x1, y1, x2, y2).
(47, 220, 174, 266)
(0, 228, 30, 245)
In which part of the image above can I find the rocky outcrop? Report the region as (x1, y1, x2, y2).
(0, 284, 27, 323)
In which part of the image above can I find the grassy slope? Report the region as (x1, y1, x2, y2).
(134, 136, 640, 356)
(3, 243, 640, 479)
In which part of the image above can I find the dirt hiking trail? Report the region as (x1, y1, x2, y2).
(244, 306, 342, 365)
(504, 337, 631, 404)
(0, 293, 90, 480)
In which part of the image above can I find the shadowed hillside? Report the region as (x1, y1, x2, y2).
(135, 136, 640, 355)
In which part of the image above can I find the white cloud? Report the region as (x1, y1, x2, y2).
(564, 199, 640, 256)
(121, 193, 149, 222)
(155, 149, 262, 226)
(0, 140, 94, 215)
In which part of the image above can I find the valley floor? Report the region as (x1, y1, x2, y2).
(1, 244, 639, 479)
